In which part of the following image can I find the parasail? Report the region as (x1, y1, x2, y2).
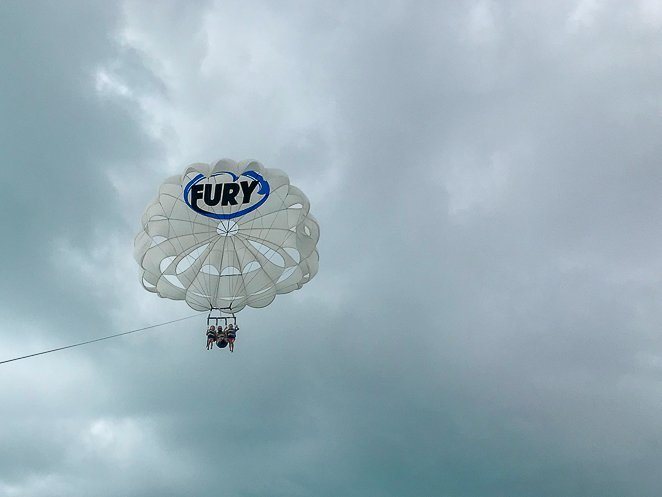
(134, 159, 319, 313)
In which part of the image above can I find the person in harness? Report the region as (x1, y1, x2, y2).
(206, 325, 218, 350)
(226, 323, 239, 352)
(216, 324, 228, 349)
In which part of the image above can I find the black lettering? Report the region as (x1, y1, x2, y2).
(204, 183, 223, 206)
(221, 183, 240, 206)
(191, 184, 204, 210)
(240, 180, 259, 204)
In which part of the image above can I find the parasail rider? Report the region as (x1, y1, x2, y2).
(226, 323, 238, 352)
(206, 325, 218, 350)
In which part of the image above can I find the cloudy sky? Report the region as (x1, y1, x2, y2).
(2, 0, 662, 495)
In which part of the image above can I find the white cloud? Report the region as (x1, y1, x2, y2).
(445, 152, 511, 216)
(567, 0, 604, 30)
(464, 0, 500, 44)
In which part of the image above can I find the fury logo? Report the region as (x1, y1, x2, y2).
(191, 180, 258, 207)
(183, 170, 270, 220)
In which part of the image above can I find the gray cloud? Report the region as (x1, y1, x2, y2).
(2, 1, 662, 496)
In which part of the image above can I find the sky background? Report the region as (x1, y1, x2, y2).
(2, 0, 662, 495)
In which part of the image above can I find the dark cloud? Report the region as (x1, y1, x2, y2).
(2, 1, 662, 496)
(0, 0, 161, 334)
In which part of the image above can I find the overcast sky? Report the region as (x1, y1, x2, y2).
(2, 0, 662, 495)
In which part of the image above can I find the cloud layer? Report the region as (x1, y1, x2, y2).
(2, 1, 662, 496)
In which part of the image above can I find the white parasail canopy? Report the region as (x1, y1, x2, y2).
(134, 159, 319, 312)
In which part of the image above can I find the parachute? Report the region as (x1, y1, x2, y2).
(134, 159, 320, 312)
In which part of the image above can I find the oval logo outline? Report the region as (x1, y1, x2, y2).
(183, 170, 270, 220)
